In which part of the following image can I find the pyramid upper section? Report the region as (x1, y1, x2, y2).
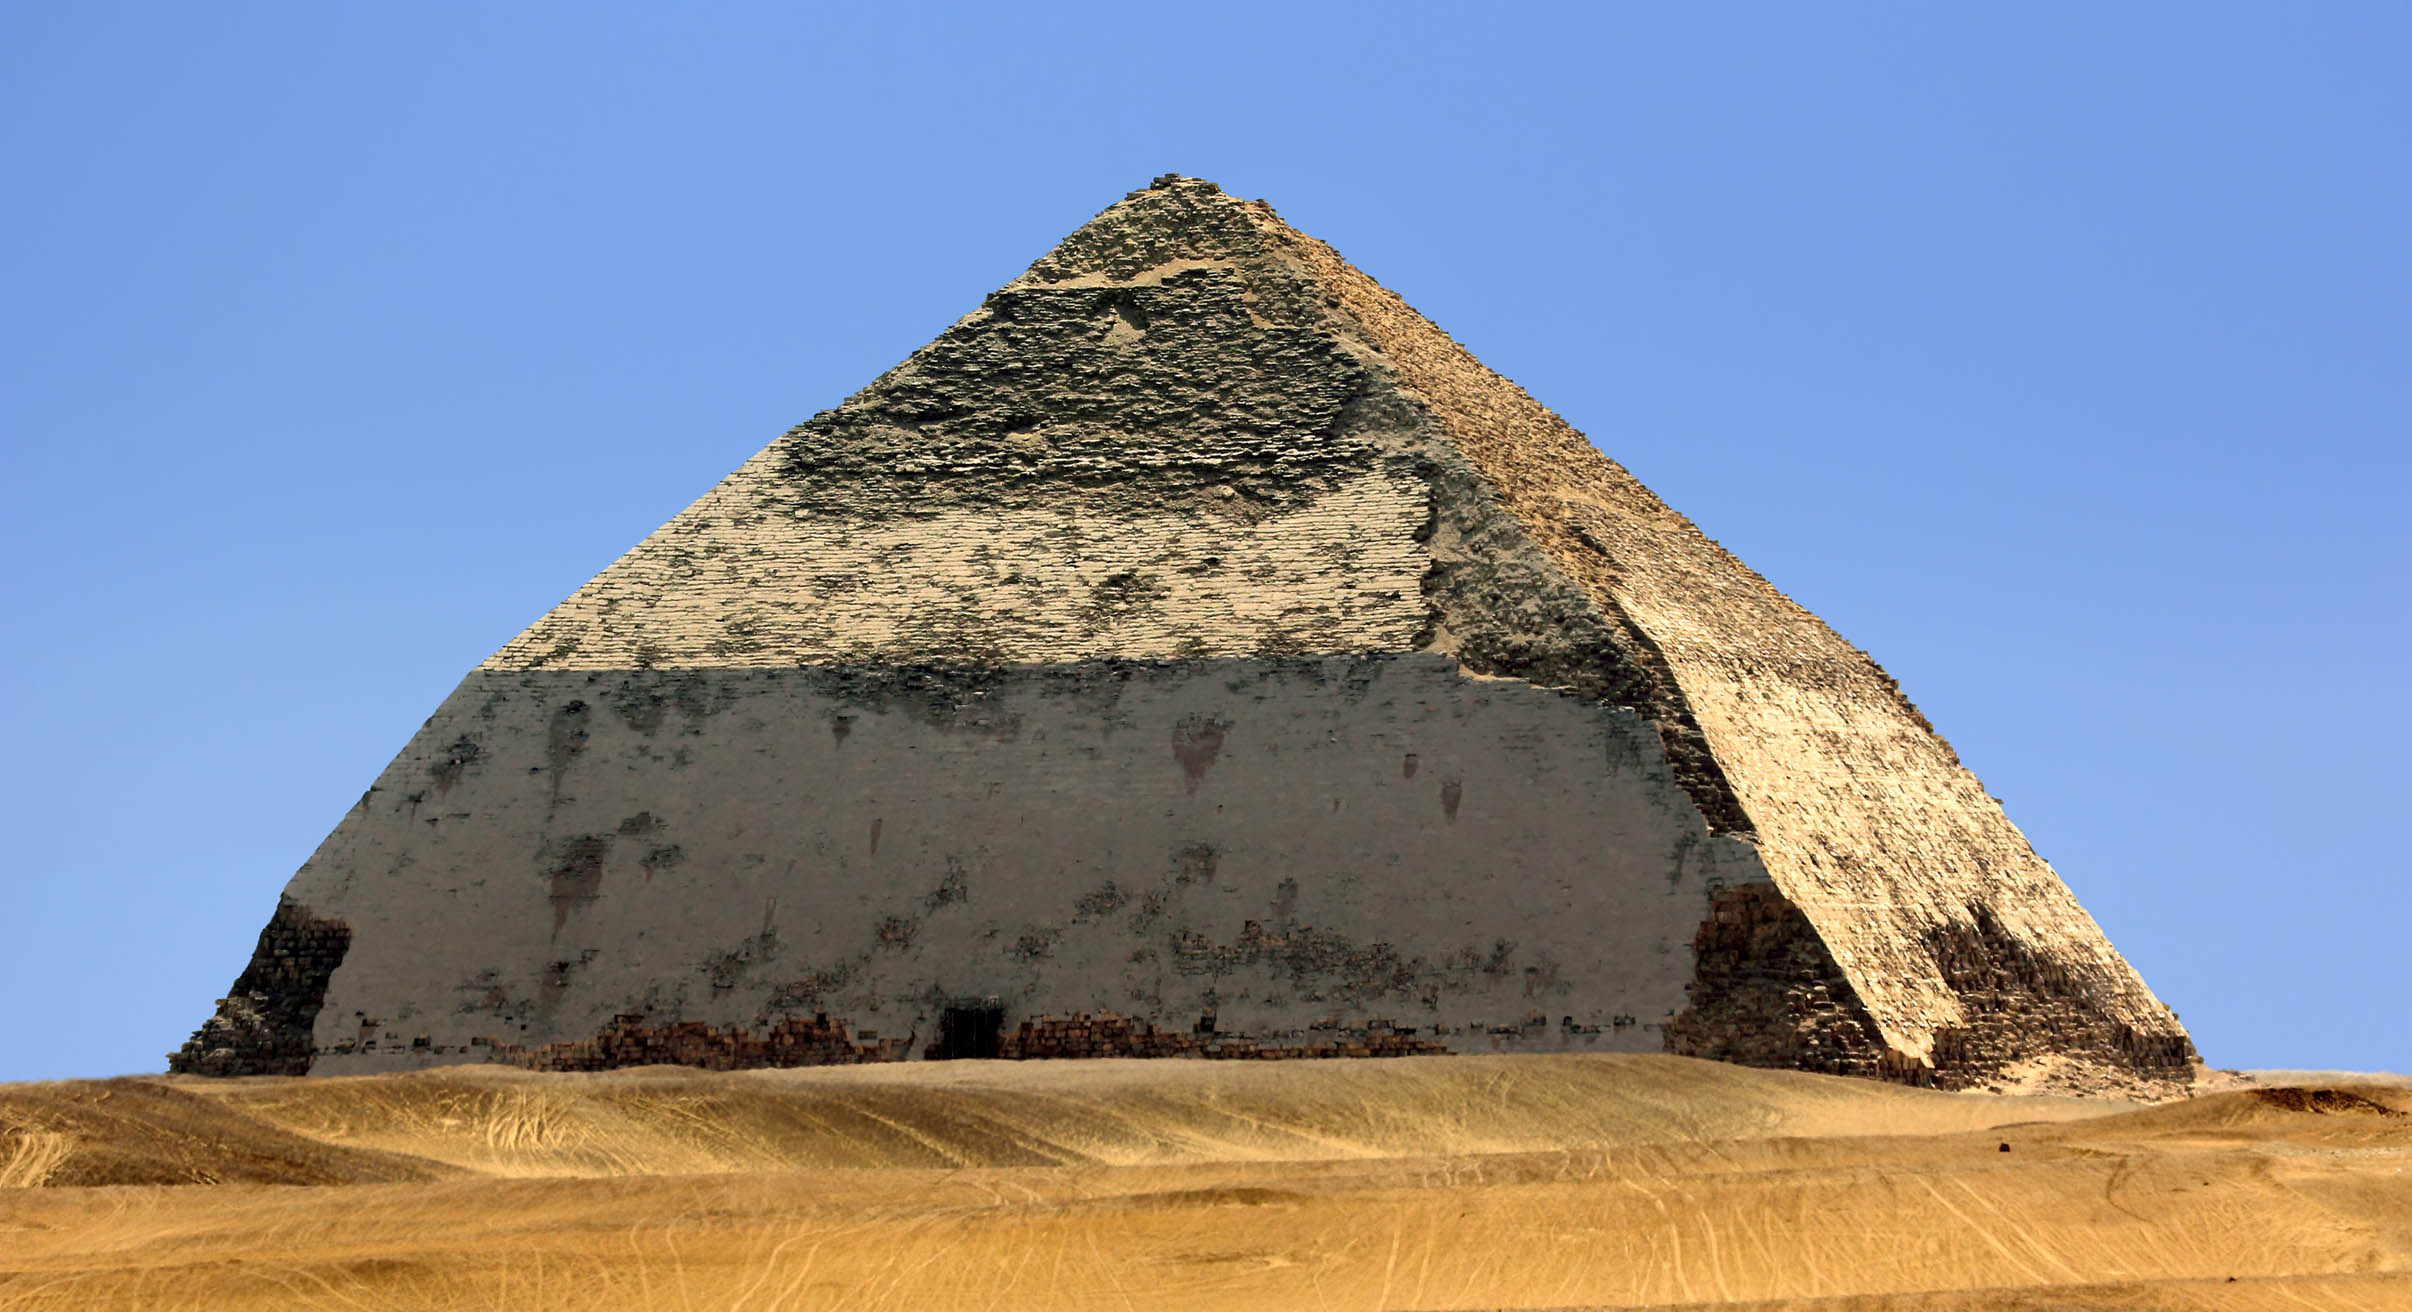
(484, 197, 1431, 672)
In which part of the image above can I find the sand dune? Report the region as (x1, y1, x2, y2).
(3, 1055, 2406, 1309)
(3, 1054, 2122, 1183)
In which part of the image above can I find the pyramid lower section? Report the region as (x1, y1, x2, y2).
(177, 656, 1770, 1075)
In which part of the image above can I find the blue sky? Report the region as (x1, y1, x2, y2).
(3, 4, 2404, 1082)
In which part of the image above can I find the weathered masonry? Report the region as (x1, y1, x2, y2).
(175, 176, 2195, 1092)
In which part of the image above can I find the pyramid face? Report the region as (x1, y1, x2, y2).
(174, 177, 2194, 1090)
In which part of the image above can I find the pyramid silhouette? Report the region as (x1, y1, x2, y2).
(175, 176, 2194, 1091)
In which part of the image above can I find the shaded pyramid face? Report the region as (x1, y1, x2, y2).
(175, 177, 2194, 1091)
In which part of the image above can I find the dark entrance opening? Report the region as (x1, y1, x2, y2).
(930, 1000, 1004, 1060)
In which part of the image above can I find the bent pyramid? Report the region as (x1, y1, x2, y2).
(175, 176, 2195, 1091)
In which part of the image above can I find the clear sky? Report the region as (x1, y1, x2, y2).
(3, 5, 2405, 1083)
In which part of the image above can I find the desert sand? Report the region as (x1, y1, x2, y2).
(3, 1055, 2406, 1310)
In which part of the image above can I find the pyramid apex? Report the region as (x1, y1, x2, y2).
(1128, 173, 1241, 204)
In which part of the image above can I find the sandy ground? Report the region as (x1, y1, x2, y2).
(2, 1055, 2406, 1310)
